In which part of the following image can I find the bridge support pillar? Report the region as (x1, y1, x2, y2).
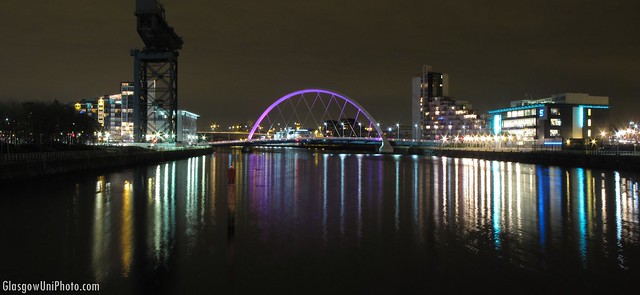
(379, 140, 394, 153)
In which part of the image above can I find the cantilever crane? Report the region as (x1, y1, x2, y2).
(131, 0, 183, 143)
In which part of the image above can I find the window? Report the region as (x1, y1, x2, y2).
(502, 118, 537, 128)
(587, 109, 591, 116)
(551, 118, 562, 126)
(550, 108, 560, 115)
(587, 119, 591, 127)
(588, 129, 592, 137)
(550, 129, 560, 137)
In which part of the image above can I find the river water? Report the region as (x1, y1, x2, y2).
(1, 148, 639, 294)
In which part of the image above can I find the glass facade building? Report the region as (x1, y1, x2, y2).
(488, 93, 610, 145)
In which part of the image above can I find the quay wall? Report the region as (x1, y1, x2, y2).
(0, 147, 213, 182)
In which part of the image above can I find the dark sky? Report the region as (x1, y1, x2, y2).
(1, 0, 639, 128)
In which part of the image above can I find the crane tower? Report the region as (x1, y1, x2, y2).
(131, 0, 183, 142)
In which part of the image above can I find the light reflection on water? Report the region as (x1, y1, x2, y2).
(1, 149, 639, 293)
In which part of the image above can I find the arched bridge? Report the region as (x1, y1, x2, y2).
(213, 89, 393, 153)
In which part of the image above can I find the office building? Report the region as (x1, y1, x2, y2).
(488, 93, 610, 144)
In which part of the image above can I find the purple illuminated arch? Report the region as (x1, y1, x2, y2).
(247, 89, 393, 152)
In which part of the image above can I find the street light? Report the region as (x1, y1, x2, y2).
(358, 122, 362, 137)
(414, 124, 418, 140)
(396, 123, 400, 140)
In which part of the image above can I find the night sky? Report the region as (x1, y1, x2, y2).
(1, 0, 638, 128)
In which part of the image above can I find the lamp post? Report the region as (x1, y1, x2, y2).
(358, 122, 362, 137)
(396, 123, 400, 140)
(414, 124, 418, 141)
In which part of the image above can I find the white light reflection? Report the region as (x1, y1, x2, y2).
(515, 163, 523, 234)
(601, 173, 607, 241)
(186, 157, 199, 250)
(201, 156, 206, 226)
(163, 162, 170, 259)
(442, 157, 448, 226)
(453, 158, 460, 227)
(479, 160, 486, 229)
(507, 163, 513, 231)
(151, 165, 161, 260)
(614, 171, 624, 268)
(92, 176, 110, 282)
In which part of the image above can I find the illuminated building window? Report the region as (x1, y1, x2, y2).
(551, 118, 562, 126)
(587, 119, 591, 127)
(506, 109, 537, 118)
(550, 129, 560, 137)
(587, 129, 591, 137)
(587, 109, 591, 116)
(550, 108, 560, 115)
(502, 118, 536, 128)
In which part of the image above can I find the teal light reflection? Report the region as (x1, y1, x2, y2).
(575, 168, 587, 266)
(491, 161, 502, 250)
(322, 154, 328, 244)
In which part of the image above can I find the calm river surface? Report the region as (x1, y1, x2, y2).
(1, 148, 639, 294)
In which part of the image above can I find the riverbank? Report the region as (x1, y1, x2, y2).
(0, 145, 213, 182)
